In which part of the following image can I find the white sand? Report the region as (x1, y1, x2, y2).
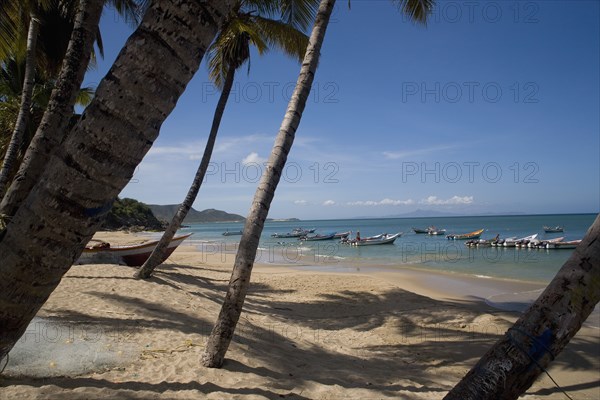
(1, 233, 598, 399)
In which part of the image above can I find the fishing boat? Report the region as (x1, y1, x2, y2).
(412, 228, 429, 234)
(546, 239, 581, 249)
(528, 237, 564, 248)
(272, 228, 305, 238)
(353, 232, 402, 246)
(222, 229, 243, 236)
(504, 234, 537, 248)
(300, 233, 336, 241)
(543, 226, 564, 233)
(446, 229, 484, 240)
(80, 233, 193, 267)
(333, 231, 351, 239)
(428, 229, 446, 236)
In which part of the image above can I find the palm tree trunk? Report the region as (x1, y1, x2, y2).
(445, 213, 600, 399)
(200, 0, 336, 368)
(0, 0, 104, 218)
(0, 0, 234, 365)
(0, 13, 39, 199)
(135, 66, 237, 279)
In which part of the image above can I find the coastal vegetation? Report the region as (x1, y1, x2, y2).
(0, 1, 598, 399)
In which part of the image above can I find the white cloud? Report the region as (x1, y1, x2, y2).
(146, 143, 202, 160)
(420, 195, 474, 205)
(383, 144, 458, 160)
(242, 152, 267, 165)
(347, 198, 415, 206)
(323, 200, 336, 206)
(294, 200, 308, 206)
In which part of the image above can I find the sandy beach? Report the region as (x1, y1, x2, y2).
(1, 231, 598, 399)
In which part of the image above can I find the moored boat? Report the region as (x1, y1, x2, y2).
(543, 225, 564, 233)
(300, 233, 336, 241)
(80, 233, 193, 266)
(412, 228, 429, 234)
(222, 229, 243, 236)
(446, 229, 484, 240)
(546, 239, 581, 249)
(353, 232, 402, 246)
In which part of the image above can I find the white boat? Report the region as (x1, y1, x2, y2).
(504, 234, 537, 247)
(546, 240, 582, 249)
(353, 232, 402, 246)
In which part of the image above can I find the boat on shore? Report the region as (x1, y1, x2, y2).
(446, 229, 484, 240)
(543, 225, 564, 233)
(80, 233, 193, 267)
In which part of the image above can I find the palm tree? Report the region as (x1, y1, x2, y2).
(0, 0, 146, 216)
(201, 0, 434, 368)
(0, 0, 236, 364)
(0, 3, 41, 198)
(445, 214, 600, 399)
(0, 0, 104, 218)
(134, 0, 316, 280)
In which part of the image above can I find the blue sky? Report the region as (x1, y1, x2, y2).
(85, 1, 600, 220)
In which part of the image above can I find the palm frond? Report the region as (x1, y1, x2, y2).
(252, 16, 309, 62)
(242, 0, 319, 32)
(76, 85, 95, 106)
(391, 0, 434, 25)
(207, 15, 269, 88)
(106, 0, 149, 27)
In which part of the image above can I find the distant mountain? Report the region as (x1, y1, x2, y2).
(386, 209, 460, 218)
(148, 205, 245, 223)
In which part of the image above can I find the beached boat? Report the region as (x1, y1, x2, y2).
(353, 232, 402, 246)
(222, 230, 243, 236)
(446, 229, 484, 240)
(543, 225, 564, 233)
(80, 233, 193, 266)
(300, 233, 336, 241)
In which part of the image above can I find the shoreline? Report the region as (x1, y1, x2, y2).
(3, 231, 598, 399)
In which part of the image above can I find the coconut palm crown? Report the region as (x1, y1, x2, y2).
(207, 0, 318, 89)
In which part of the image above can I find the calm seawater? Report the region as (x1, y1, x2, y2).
(167, 213, 597, 284)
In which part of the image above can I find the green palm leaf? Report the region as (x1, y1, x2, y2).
(392, 0, 434, 24)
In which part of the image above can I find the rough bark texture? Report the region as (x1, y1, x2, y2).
(200, 0, 336, 368)
(0, 0, 104, 217)
(135, 66, 236, 279)
(0, 0, 234, 364)
(445, 213, 600, 399)
(0, 15, 39, 198)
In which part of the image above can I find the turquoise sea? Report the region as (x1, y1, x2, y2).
(166, 213, 597, 284)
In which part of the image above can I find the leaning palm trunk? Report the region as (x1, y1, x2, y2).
(0, 14, 39, 198)
(0, 0, 234, 364)
(201, 0, 336, 368)
(135, 66, 236, 279)
(445, 213, 600, 399)
(0, 0, 104, 217)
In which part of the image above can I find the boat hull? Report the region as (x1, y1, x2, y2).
(81, 233, 193, 267)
